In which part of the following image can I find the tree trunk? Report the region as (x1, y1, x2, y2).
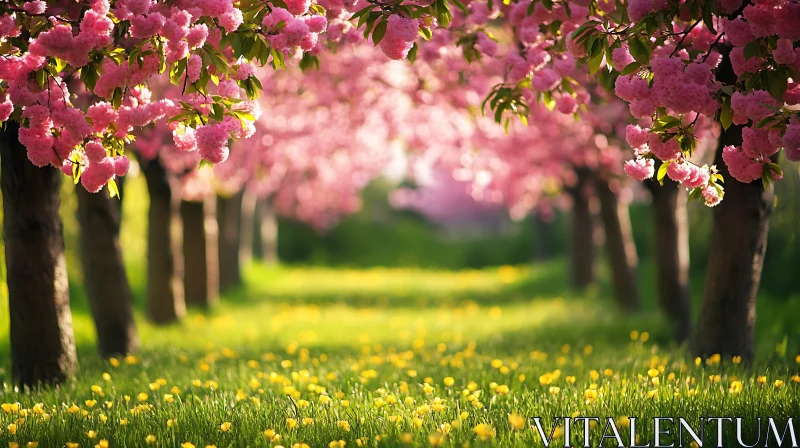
(239, 189, 257, 268)
(217, 190, 244, 291)
(76, 178, 139, 356)
(140, 156, 185, 324)
(646, 173, 692, 342)
(180, 198, 219, 308)
(532, 212, 551, 261)
(567, 169, 595, 289)
(692, 45, 774, 362)
(253, 199, 278, 263)
(1, 123, 77, 386)
(693, 139, 772, 361)
(594, 176, 640, 312)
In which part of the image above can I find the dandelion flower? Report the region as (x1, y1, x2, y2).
(473, 423, 496, 441)
(508, 413, 526, 430)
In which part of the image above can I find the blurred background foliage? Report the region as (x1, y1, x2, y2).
(0, 158, 798, 317)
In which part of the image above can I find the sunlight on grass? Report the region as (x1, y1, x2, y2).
(1, 265, 799, 447)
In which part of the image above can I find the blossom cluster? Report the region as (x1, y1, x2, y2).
(600, 0, 799, 202)
(0, 0, 325, 193)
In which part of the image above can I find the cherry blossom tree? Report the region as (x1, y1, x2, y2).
(465, 0, 799, 357)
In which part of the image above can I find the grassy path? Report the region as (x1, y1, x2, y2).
(1, 264, 799, 447)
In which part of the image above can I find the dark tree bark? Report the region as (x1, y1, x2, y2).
(180, 198, 219, 308)
(76, 178, 139, 356)
(253, 199, 278, 263)
(693, 135, 772, 361)
(594, 176, 640, 312)
(532, 212, 551, 261)
(692, 46, 774, 362)
(140, 156, 185, 323)
(239, 189, 257, 268)
(1, 123, 77, 386)
(646, 172, 692, 342)
(566, 169, 595, 289)
(217, 190, 244, 291)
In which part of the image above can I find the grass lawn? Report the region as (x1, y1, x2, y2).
(1, 263, 799, 447)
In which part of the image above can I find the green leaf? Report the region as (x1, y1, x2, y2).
(35, 69, 48, 90)
(111, 87, 123, 109)
(450, 0, 469, 15)
(657, 160, 670, 185)
(80, 64, 99, 92)
(701, 1, 716, 34)
(588, 51, 604, 75)
(720, 101, 733, 131)
(211, 103, 225, 122)
(743, 41, 760, 61)
(541, 0, 553, 10)
(407, 43, 418, 64)
(419, 26, 432, 40)
(766, 72, 788, 102)
(620, 61, 642, 75)
(271, 48, 286, 69)
(687, 187, 702, 202)
(107, 179, 120, 199)
(629, 37, 650, 64)
(371, 19, 387, 46)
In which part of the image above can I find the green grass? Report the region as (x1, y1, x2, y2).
(1, 263, 800, 448)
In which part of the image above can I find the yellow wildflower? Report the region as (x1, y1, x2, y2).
(473, 423, 496, 441)
(508, 413, 526, 430)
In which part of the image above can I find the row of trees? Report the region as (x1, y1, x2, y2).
(2, 0, 799, 386)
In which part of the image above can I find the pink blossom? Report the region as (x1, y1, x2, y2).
(196, 124, 231, 163)
(556, 95, 577, 114)
(188, 54, 202, 82)
(722, 18, 754, 46)
(647, 133, 681, 161)
(666, 161, 692, 182)
(772, 39, 796, 65)
(730, 46, 762, 76)
(130, 12, 166, 39)
(384, 15, 418, 42)
(114, 156, 131, 176)
(629, 98, 655, 119)
(531, 68, 561, 92)
(624, 157, 655, 181)
(702, 185, 722, 206)
(285, 0, 312, 15)
(783, 124, 800, 162)
(23, 1, 46, 14)
(682, 164, 711, 188)
(186, 24, 209, 48)
(219, 8, 243, 33)
(0, 98, 13, 122)
(611, 46, 635, 70)
(262, 7, 293, 30)
(85, 141, 107, 163)
(86, 102, 118, 133)
(305, 15, 328, 33)
(722, 145, 764, 183)
(625, 125, 649, 149)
